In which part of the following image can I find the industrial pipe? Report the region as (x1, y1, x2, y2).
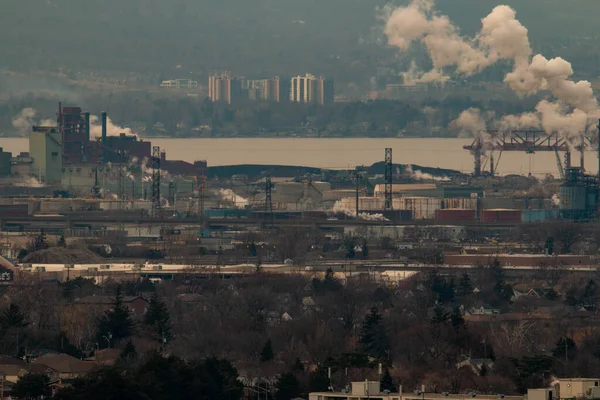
(101, 111, 107, 163)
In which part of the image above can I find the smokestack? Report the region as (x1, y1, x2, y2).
(101, 111, 107, 163)
(84, 112, 90, 141)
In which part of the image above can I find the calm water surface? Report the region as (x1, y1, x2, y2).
(1, 137, 591, 177)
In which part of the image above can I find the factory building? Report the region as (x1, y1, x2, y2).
(30, 127, 63, 183)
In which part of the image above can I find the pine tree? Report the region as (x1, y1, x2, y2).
(360, 307, 388, 359)
(97, 286, 133, 347)
(57, 234, 67, 248)
(119, 340, 138, 361)
(1, 304, 26, 329)
(144, 291, 172, 343)
(430, 305, 450, 325)
(450, 307, 465, 328)
(291, 357, 304, 372)
(458, 272, 473, 297)
(275, 372, 301, 400)
(260, 339, 274, 362)
(380, 368, 396, 392)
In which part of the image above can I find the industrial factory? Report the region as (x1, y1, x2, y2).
(0, 102, 598, 270)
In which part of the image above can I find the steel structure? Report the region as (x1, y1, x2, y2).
(384, 148, 393, 210)
(117, 166, 126, 209)
(265, 176, 273, 218)
(168, 182, 175, 206)
(199, 175, 207, 217)
(464, 130, 594, 177)
(91, 166, 101, 199)
(57, 102, 90, 164)
(151, 146, 161, 216)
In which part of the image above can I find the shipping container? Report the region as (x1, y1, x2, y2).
(443, 198, 477, 209)
(0, 204, 29, 217)
(480, 209, 522, 223)
(521, 209, 559, 223)
(435, 208, 476, 222)
(204, 208, 248, 218)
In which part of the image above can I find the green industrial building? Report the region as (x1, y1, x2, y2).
(30, 128, 62, 183)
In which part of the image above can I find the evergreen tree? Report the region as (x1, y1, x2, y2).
(58, 233, 67, 247)
(1, 304, 26, 329)
(430, 305, 450, 324)
(33, 229, 47, 251)
(553, 336, 576, 360)
(291, 357, 304, 372)
(248, 241, 257, 257)
(96, 286, 133, 347)
(121, 340, 138, 359)
(359, 307, 388, 359)
(362, 239, 369, 258)
(144, 291, 172, 343)
(584, 279, 598, 309)
(450, 307, 465, 328)
(11, 373, 49, 399)
(480, 363, 488, 377)
(323, 268, 341, 291)
(260, 339, 274, 362)
(275, 372, 301, 400)
(380, 368, 397, 392)
(308, 366, 330, 392)
(458, 272, 473, 296)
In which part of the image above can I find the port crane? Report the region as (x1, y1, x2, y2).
(463, 130, 595, 178)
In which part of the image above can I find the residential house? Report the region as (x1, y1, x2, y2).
(465, 303, 500, 316)
(0, 355, 29, 383)
(75, 295, 148, 318)
(558, 378, 600, 399)
(84, 348, 122, 366)
(33, 353, 97, 380)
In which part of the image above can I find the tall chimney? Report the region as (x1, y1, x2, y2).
(598, 119, 600, 181)
(101, 111, 107, 163)
(84, 112, 90, 141)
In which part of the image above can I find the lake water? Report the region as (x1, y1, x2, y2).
(1, 137, 595, 177)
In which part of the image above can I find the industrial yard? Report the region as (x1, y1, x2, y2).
(0, 103, 597, 280)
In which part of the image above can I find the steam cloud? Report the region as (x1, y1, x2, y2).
(11, 108, 56, 137)
(89, 115, 132, 138)
(405, 165, 449, 182)
(384, 0, 599, 140)
(217, 189, 249, 208)
(15, 176, 45, 188)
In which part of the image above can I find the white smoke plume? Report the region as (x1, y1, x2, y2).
(359, 213, 390, 222)
(384, 0, 600, 140)
(405, 165, 449, 182)
(331, 201, 390, 221)
(14, 176, 45, 188)
(11, 108, 56, 137)
(89, 115, 132, 138)
(217, 189, 248, 208)
(451, 108, 487, 137)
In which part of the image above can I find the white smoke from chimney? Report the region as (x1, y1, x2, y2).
(15, 176, 45, 188)
(11, 108, 57, 137)
(384, 0, 600, 135)
(89, 115, 132, 138)
(451, 108, 487, 137)
(217, 189, 248, 208)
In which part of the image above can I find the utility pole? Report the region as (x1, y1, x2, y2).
(355, 169, 360, 218)
(151, 146, 161, 217)
(384, 148, 393, 210)
(265, 176, 273, 220)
